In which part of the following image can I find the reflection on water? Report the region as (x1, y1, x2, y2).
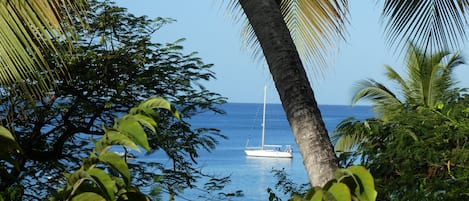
(245, 156, 293, 173)
(243, 157, 294, 199)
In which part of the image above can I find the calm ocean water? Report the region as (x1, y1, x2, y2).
(148, 103, 373, 200)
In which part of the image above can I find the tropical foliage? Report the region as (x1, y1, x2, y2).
(229, 0, 469, 188)
(0, 1, 228, 200)
(335, 43, 465, 151)
(231, 0, 349, 75)
(0, 0, 87, 99)
(268, 166, 377, 201)
(381, 0, 469, 54)
(50, 98, 179, 201)
(334, 44, 469, 200)
(2, 0, 469, 199)
(337, 96, 469, 200)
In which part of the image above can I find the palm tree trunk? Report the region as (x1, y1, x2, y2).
(238, 0, 338, 187)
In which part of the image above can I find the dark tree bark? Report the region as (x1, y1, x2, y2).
(238, 0, 338, 187)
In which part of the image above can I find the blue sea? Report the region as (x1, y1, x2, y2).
(151, 103, 373, 200)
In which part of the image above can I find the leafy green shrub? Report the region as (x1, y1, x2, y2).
(292, 166, 377, 201)
(49, 98, 179, 201)
(269, 166, 377, 201)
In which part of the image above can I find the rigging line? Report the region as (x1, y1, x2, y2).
(246, 100, 263, 140)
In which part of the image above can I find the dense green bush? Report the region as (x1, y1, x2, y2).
(334, 44, 469, 200)
(0, 1, 227, 200)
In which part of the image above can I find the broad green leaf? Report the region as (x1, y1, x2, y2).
(104, 131, 140, 152)
(338, 176, 358, 198)
(311, 189, 325, 201)
(304, 187, 320, 200)
(0, 126, 15, 141)
(335, 168, 358, 188)
(328, 183, 351, 201)
(348, 166, 377, 201)
(0, 126, 21, 152)
(141, 97, 171, 110)
(94, 141, 107, 155)
(118, 118, 150, 151)
(88, 168, 116, 201)
(96, 128, 120, 153)
(120, 114, 157, 134)
(131, 114, 157, 133)
(98, 152, 130, 185)
(71, 192, 106, 201)
(140, 98, 180, 119)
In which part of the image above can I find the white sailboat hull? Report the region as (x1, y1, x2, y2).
(245, 85, 293, 159)
(245, 149, 293, 158)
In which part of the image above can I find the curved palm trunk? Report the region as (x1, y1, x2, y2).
(238, 0, 338, 186)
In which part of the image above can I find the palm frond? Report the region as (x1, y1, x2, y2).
(0, 0, 88, 99)
(384, 64, 408, 95)
(381, 0, 469, 54)
(431, 52, 464, 105)
(225, 1, 266, 62)
(333, 117, 372, 152)
(280, 0, 349, 76)
(352, 79, 401, 106)
(403, 43, 462, 107)
(227, 0, 349, 78)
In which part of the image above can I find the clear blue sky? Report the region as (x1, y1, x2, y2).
(114, 0, 469, 105)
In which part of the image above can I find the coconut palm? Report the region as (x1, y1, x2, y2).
(0, 1, 88, 100)
(233, 0, 469, 187)
(236, 0, 346, 186)
(2, 0, 469, 188)
(354, 43, 463, 117)
(334, 43, 465, 151)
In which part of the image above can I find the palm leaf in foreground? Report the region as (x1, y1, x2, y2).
(0, 0, 87, 99)
(381, 0, 469, 54)
(228, 0, 349, 77)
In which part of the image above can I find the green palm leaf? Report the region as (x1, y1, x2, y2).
(333, 117, 370, 152)
(404, 43, 462, 107)
(340, 43, 465, 152)
(0, 0, 87, 99)
(381, 0, 469, 53)
(279, 0, 349, 75)
(228, 0, 349, 77)
(352, 79, 401, 106)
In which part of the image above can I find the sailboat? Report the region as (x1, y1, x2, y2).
(244, 85, 293, 158)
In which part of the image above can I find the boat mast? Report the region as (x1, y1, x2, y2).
(261, 85, 266, 150)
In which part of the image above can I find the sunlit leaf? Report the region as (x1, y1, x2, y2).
(328, 183, 351, 201)
(349, 166, 377, 201)
(88, 168, 116, 201)
(98, 152, 130, 185)
(136, 97, 180, 119)
(128, 114, 157, 133)
(0, 126, 21, 152)
(118, 118, 150, 151)
(311, 189, 325, 201)
(101, 129, 140, 152)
